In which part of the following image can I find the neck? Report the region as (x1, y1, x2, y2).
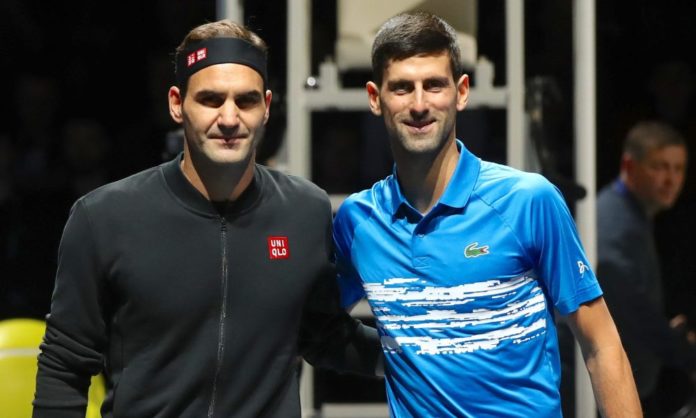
(619, 174, 660, 219)
(639, 198, 661, 219)
(394, 138, 459, 214)
(181, 152, 255, 202)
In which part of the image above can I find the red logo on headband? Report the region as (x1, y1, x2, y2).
(186, 47, 208, 67)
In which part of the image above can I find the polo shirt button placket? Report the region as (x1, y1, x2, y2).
(412, 228, 429, 267)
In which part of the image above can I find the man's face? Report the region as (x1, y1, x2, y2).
(169, 63, 271, 168)
(367, 52, 468, 157)
(629, 145, 688, 211)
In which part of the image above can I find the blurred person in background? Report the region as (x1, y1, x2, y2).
(597, 120, 696, 417)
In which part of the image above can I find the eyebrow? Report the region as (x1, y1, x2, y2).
(192, 89, 263, 102)
(386, 79, 412, 90)
(386, 76, 451, 89)
(234, 90, 264, 102)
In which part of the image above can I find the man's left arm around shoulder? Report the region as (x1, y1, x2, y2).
(566, 296, 642, 417)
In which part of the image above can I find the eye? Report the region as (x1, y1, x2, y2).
(387, 81, 413, 95)
(424, 79, 448, 92)
(235, 92, 263, 109)
(195, 92, 224, 108)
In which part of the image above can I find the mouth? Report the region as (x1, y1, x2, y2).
(211, 135, 247, 145)
(404, 119, 435, 133)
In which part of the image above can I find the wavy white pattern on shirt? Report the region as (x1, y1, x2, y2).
(380, 292, 546, 330)
(365, 275, 535, 303)
(368, 273, 548, 355)
(383, 318, 547, 355)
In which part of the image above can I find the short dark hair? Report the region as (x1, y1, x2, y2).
(371, 12, 462, 86)
(623, 120, 687, 161)
(174, 19, 268, 97)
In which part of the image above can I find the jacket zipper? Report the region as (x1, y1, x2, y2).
(208, 216, 229, 418)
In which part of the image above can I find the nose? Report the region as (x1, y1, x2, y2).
(218, 101, 240, 130)
(410, 87, 428, 119)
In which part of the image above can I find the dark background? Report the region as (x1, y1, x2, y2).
(1, 0, 695, 411)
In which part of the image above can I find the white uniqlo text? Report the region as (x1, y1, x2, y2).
(186, 48, 208, 67)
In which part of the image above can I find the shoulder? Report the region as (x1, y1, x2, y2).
(597, 183, 625, 212)
(596, 183, 642, 235)
(335, 177, 391, 224)
(79, 164, 164, 209)
(256, 164, 331, 210)
(475, 161, 559, 207)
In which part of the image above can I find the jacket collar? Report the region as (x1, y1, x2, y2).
(161, 153, 263, 216)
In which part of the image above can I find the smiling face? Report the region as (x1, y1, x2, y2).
(367, 51, 468, 159)
(168, 63, 271, 170)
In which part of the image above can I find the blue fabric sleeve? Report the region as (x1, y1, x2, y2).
(523, 175, 602, 315)
(332, 199, 367, 308)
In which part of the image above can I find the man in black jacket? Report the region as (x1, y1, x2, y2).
(597, 120, 695, 417)
(33, 19, 381, 418)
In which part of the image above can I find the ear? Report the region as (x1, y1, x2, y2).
(619, 152, 638, 188)
(168, 86, 184, 124)
(263, 90, 272, 124)
(620, 152, 635, 175)
(456, 74, 470, 111)
(366, 81, 382, 116)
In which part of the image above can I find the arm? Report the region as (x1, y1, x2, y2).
(298, 262, 382, 377)
(33, 200, 107, 418)
(566, 297, 642, 418)
(598, 260, 696, 371)
(298, 194, 382, 376)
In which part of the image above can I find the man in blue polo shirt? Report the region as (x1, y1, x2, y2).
(333, 11, 641, 417)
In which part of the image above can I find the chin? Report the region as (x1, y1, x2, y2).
(403, 138, 443, 153)
(656, 199, 676, 210)
(209, 146, 250, 162)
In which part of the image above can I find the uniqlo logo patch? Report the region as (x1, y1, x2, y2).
(186, 47, 207, 67)
(267, 236, 290, 260)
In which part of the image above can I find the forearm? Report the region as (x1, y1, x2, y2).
(301, 317, 383, 377)
(568, 298, 642, 417)
(33, 199, 107, 416)
(33, 406, 85, 418)
(583, 344, 642, 417)
(33, 324, 101, 417)
(34, 364, 90, 418)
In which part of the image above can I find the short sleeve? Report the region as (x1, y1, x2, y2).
(523, 176, 602, 315)
(332, 200, 367, 308)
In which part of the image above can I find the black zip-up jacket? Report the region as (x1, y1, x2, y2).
(33, 155, 381, 418)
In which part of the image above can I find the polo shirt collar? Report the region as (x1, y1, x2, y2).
(387, 139, 481, 215)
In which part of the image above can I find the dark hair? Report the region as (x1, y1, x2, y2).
(371, 12, 462, 86)
(174, 19, 268, 96)
(624, 120, 687, 161)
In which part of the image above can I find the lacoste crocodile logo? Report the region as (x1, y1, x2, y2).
(464, 242, 490, 258)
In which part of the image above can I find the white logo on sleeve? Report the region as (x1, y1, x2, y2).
(577, 261, 589, 275)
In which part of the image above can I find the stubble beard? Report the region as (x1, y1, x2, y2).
(184, 123, 264, 169)
(390, 118, 455, 158)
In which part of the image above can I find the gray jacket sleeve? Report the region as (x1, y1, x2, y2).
(33, 200, 107, 418)
(297, 260, 382, 377)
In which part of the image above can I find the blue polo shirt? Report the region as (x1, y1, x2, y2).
(333, 140, 602, 417)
